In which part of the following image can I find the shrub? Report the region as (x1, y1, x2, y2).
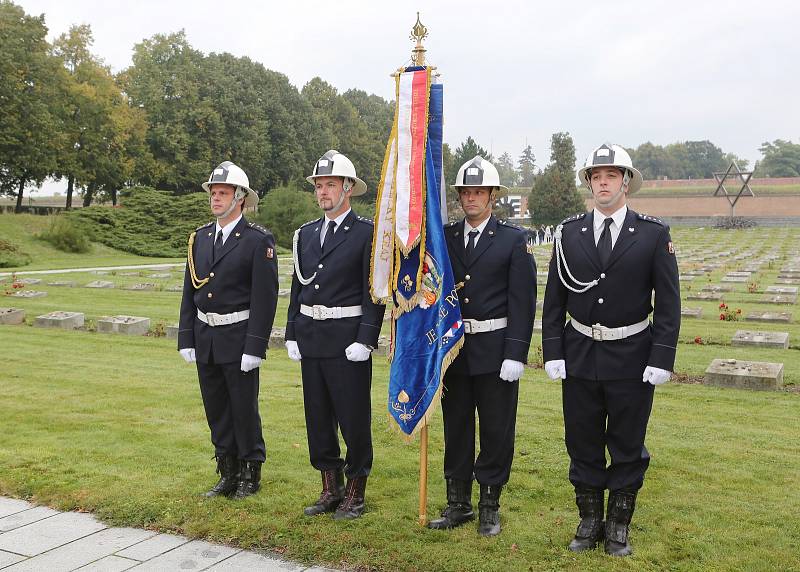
(37, 217, 92, 253)
(0, 239, 31, 268)
(254, 185, 321, 249)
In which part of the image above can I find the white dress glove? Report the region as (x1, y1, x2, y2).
(643, 365, 671, 385)
(286, 340, 302, 362)
(345, 342, 372, 362)
(499, 359, 525, 382)
(179, 348, 196, 363)
(544, 359, 567, 380)
(240, 353, 263, 372)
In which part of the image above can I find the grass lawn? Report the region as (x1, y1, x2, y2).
(1, 226, 799, 570)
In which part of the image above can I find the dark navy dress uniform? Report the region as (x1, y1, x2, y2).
(178, 216, 279, 462)
(286, 210, 385, 479)
(442, 216, 537, 486)
(541, 208, 680, 491)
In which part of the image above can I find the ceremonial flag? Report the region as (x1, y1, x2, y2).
(370, 67, 464, 437)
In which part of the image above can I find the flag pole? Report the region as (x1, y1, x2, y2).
(419, 424, 429, 526)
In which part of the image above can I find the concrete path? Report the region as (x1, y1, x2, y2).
(0, 259, 291, 279)
(0, 497, 333, 572)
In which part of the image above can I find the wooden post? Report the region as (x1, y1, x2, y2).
(418, 424, 428, 526)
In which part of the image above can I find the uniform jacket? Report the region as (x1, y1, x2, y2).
(178, 216, 279, 364)
(286, 210, 385, 358)
(445, 216, 537, 376)
(541, 208, 681, 380)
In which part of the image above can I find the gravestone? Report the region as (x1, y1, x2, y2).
(681, 307, 702, 319)
(727, 271, 752, 277)
(148, 273, 171, 279)
(0, 308, 25, 325)
(731, 330, 789, 349)
(90, 270, 109, 275)
(679, 275, 695, 282)
(46, 281, 76, 287)
(124, 283, 156, 291)
(721, 275, 748, 283)
(18, 278, 41, 285)
(166, 325, 179, 339)
(119, 272, 140, 277)
(745, 311, 791, 323)
(775, 278, 800, 285)
(702, 284, 734, 293)
(85, 280, 114, 289)
(269, 327, 286, 349)
(165, 285, 183, 292)
(533, 319, 542, 332)
(704, 359, 783, 391)
(278, 289, 291, 297)
(687, 292, 722, 301)
(11, 290, 46, 298)
(97, 315, 150, 335)
(35, 311, 84, 330)
(765, 286, 798, 295)
(760, 294, 797, 305)
(536, 272, 548, 285)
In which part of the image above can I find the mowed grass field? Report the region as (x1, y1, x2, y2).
(1, 220, 799, 571)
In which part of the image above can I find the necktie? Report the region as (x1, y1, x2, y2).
(213, 230, 223, 262)
(597, 218, 613, 266)
(465, 229, 479, 262)
(322, 221, 337, 252)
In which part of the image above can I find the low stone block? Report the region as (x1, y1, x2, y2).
(18, 278, 41, 285)
(123, 283, 156, 291)
(681, 307, 702, 319)
(701, 284, 734, 293)
(46, 280, 76, 287)
(85, 280, 114, 288)
(97, 315, 150, 335)
(278, 289, 291, 297)
(533, 319, 542, 332)
(687, 292, 721, 301)
(766, 286, 798, 295)
(90, 270, 109, 275)
(10, 290, 46, 298)
(760, 294, 797, 305)
(166, 325, 179, 339)
(775, 278, 800, 285)
(731, 330, 789, 349)
(269, 327, 286, 349)
(745, 311, 791, 323)
(721, 275, 748, 283)
(727, 271, 752, 277)
(119, 272, 140, 276)
(148, 273, 171, 278)
(704, 359, 784, 391)
(165, 285, 183, 292)
(679, 275, 695, 282)
(35, 311, 84, 330)
(0, 308, 25, 325)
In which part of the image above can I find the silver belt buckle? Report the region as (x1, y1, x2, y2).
(206, 313, 217, 327)
(463, 320, 473, 334)
(312, 305, 325, 320)
(591, 324, 603, 341)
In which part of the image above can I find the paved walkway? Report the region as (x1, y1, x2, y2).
(0, 497, 332, 572)
(0, 263, 186, 278)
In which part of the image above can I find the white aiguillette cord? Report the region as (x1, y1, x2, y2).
(292, 228, 316, 285)
(554, 224, 600, 293)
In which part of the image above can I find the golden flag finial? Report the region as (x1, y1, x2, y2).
(410, 12, 428, 66)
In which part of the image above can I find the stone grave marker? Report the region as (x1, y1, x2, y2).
(681, 307, 702, 319)
(97, 315, 151, 335)
(90, 270, 109, 275)
(745, 311, 791, 323)
(536, 300, 544, 311)
(165, 285, 183, 292)
(18, 278, 41, 285)
(731, 330, 789, 349)
(704, 359, 784, 391)
(687, 292, 722, 301)
(775, 278, 800, 285)
(278, 289, 291, 297)
(119, 272, 140, 277)
(85, 280, 114, 289)
(679, 275, 695, 282)
(760, 293, 797, 305)
(701, 284, 734, 293)
(11, 290, 46, 298)
(46, 281, 76, 287)
(269, 327, 286, 348)
(536, 272, 548, 285)
(0, 308, 25, 325)
(727, 271, 752, 277)
(533, 319, 542, 332)
(148, 273, 172, 279)
(166, 325, 179, 339)
(721, 275, 748, 283)
(765, 286, 798, 295)
(124, 283, 156, 291)
(35, 311, 84, 329)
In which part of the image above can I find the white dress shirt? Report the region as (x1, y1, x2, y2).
(592, 205, 628, 249)
(463, 217, 491, 248)
(320, 208, 351, 246)
(214, 214, 243, 246)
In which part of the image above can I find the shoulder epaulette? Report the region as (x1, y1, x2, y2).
(560, 212, 586, 225)
(637, 213, 666, 226)
(247, 222, 269, 235)
(300, 217, 321, 229)
(355, 215, 374, 225)
(498, 219, 523, 230)
(195, 221, 213, 231)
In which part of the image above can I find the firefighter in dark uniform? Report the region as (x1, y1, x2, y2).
(178, 161, 279, 500)
(542, 143, 680, 556)
(428, 156, 536, 537)
(285, 150, 385, 520)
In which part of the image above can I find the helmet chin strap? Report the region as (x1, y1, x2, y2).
(326, 179, 351, 213)
(588, 170, 629, 206)
(213, 187, 246, 220)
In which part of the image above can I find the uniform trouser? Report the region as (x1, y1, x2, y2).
(562, 376, 655, 491)
(441, 371, 519, 486)
(196, 360, 266, 462)
(300, 356, 373, 479)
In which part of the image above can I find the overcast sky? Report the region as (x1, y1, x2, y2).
(18, 0, 800, 176)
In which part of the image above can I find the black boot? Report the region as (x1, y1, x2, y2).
(231, 460, 262, 499)
(604, 489, 637, 557)
(332, 476, 367, 520)
(428, 478, 474, 530)
(568, 487, 604, 552)
(477, 484, 502, 537)
(304, 469, 345, 516)
(203, 455, 240, 498)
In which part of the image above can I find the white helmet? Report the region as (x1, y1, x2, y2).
(452, 156, 508, 191)
(201, 161, 259, 208)
(306, 150, 367, 196)
(578, 143, 643, 194)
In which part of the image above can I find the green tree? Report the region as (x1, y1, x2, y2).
(254, 185, 320, 248)
(453, 136, 493, 171)
(517, 145, 536, 187)
(528, 132, 584, 224)
(756, 140, 800, 177)
(496, 152, 518, 188)
(0, 1, 65, 212)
